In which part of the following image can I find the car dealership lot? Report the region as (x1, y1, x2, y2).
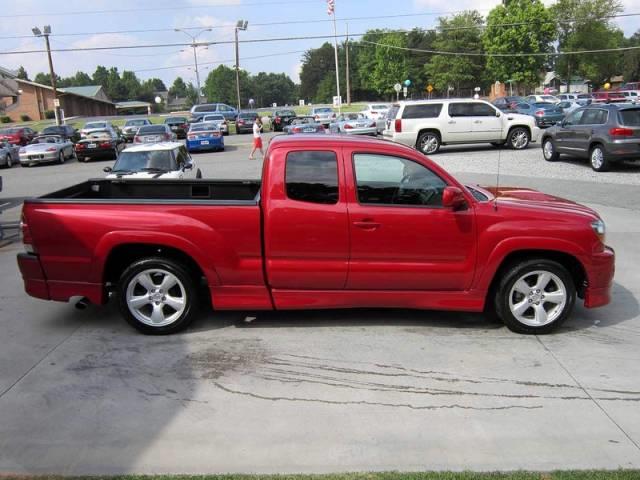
(1, 133, 640, 474)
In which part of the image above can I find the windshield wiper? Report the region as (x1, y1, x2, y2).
(112, 169, 135, 174)
(140, 167, 169, 172)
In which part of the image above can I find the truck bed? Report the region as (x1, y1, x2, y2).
(32, 178, 261, 205)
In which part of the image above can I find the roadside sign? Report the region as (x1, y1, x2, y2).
(53, 98, 60, 107)
(332, 95, 342, 107)
(426, 84, 434, 93)
(403, 86, 408, 98)
(393, 83, 402, 93)
(299, 99, 305, 106)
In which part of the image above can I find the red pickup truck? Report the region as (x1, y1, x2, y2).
(17, 135, 614, 335)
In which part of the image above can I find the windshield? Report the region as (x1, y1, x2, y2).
(84, 130, 112, 139)
(386, 104, 400, 120)
(276, 110, 296, 116)
(371, 105, 388, 110)
(138, 125, 166, 134)
(165, 117, 187, 123)
(190, 123, 220, 132)
(112, 150, 176, 172)
(343, 113, 363, 120)
(540, 96, 557, 101)
(239, 113, 257, 119)
(314, 108, 333, 113)
(33, 136, 62, 144)
(84, 122, 106, 130)
(42, 127, 64, 134)
(194, 104, 216, 113)
(125, 119, 149, 127)
(619, 109, 640, 126)
(292, 117, 314, 125)
(203, 115, 224, 121)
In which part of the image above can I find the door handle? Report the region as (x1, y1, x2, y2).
(448, 120, 456, 124)
(353, 220, 381, 230)
(474, 120, 482, 124)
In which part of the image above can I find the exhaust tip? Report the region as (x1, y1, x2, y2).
(75, 298, 90, 310)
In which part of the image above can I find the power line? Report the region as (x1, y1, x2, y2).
(0, 0, 322, 18)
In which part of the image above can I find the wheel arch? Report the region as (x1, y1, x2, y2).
(415, 128, 442, 147)
(507, 124, 532, 139)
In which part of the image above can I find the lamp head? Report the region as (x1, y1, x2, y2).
(43, 25, 51, 34)
(32, 27, 42, 36)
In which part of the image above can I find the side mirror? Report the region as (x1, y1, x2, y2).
(183, 163, 193, 171)
(103, 166, 112, 173)
(496, 110, 501, 117)
(442, 186, 467, 211)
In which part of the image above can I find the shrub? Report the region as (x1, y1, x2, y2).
(44, 110, 55, 119)
(0, 116, 11, 123)
(20, 114, 31, 122)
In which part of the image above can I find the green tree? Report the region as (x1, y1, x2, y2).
(621, 30, 640, 84)
(169, 77, 188, 98)
(185, 82, 199, 107)
(120, 70, 141, 100)
(425, 11, 486, 96)
(149, 78, 167, 91)
(16, 66, 29, 80)
(92, 66, 109, 88)
(203, 65, 253, 107)
(483, 0, 556, 91)
(252, 72, 296, 106)
(68, 71, 92, 86)
(369, 32, 409, 97)
(551, 0, 624, 88)
(299, 43, 337, 102)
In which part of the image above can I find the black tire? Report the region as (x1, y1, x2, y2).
(542, 137, 560, 162)
(117, 257, 199, 335)
(507, 127, 530, 150)
(416, 131, 441, 155)
(58, 151, 65, 164)
(196, 168, 202, 179)
(494, 258, 576, 334)
(2, 155, 11, 168)
(590, 144, 610, 172)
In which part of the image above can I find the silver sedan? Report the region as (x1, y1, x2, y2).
(329, 113, 377, 136)
(19, 135, 76, 167)
(0, 140, 19, 168)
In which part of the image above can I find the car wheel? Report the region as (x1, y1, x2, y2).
(508, 127, 530, 150)
(417, 131, 441, 155)
(58, 151, 65, 164)
(495, 258, 575, 334)
(590, 144, 610, 172)
(118, 257, 199, 335)
(3, 154, 11, 168)
(542, 138, 559, 162)
(196, 168, 202, 179)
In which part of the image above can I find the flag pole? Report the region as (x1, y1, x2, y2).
(329, 0, 341, 114)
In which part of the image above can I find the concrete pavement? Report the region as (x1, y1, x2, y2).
(1, 135, 640, 475)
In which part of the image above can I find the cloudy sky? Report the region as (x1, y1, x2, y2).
(1, 0, 638, 88)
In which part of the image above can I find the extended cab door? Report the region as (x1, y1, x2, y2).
(344, 149, 476, 291)
(262, 147, 349, 289)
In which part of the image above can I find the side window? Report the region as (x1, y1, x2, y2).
(402, 104, 443, 119)
(595, 110, 608, 124)
(517, 103, 530, 109)
(175, 148, 188, 168)
(565, 110, 584, 126)
(285, 151, 339, 205)
(448, 103, 473, 117)
(353, 154, 447, 207)
(580, 109, 607, 125)
(470, 103, 496, 116)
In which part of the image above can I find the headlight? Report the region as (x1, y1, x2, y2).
(591, 219, 606, 241)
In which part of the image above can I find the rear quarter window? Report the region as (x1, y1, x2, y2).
(285, 151, 339, 205)
(402, 104, 443, 119)
(618, 109, 640, 126)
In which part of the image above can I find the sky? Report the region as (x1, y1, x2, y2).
(1, 0, 638, 89)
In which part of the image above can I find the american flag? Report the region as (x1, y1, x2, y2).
(327, 0, 335, 15)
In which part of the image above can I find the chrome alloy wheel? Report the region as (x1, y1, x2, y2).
(511, 130, 529, 149)
(419, 133, 439, 154)
(543, 140, 554, 159)
(125, 268, 187, 327)
(508, 270, 567, 327)
(591, 147, 604, 170)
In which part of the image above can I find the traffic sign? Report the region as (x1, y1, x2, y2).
(394, 83, 402, 93)
(426, 84, 433, 93)
(53, 98, 60, 107)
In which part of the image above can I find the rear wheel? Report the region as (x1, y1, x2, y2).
(590, 144, 610, 172)
(542, 138, 559, 162)
(495, 259, 575, 334)
(416, 131, 441, 155)
(196, 168, 202, 179)
(118, 257, 199, 335)
(58, 151, 65, 164)
(3, 154, 11, 168)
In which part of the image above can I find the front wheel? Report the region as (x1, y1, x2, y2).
(417, 131, 441, 155)
(590, 144, 610, 172)
(542, 138, 559, 161)
(58, 151, 65, 164)
(495, 259, 575, 334)
(118, 257, 199, 335)
(3, 155, 11, 168)
(508, 127, 530, 150)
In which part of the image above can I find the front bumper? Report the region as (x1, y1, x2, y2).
(584, 246, 615, 308)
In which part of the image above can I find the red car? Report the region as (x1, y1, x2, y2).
(17, 135, 614, 335)
(591, 91, 626, 103)
(0, 126, 37, 146)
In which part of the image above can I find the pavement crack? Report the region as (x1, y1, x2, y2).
(212, 382, 543, 411)
(536, 335, 640, 453)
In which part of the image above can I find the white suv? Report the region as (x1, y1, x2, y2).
(382, 99, 540, 154)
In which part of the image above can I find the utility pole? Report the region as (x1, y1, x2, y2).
(235, 20, 248, 113)
(32, 26, 60, 125)
(345, 23, 351, 105)
(175, 28, 212, 104)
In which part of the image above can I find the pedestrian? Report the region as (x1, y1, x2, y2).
(249, 117, 263, 160)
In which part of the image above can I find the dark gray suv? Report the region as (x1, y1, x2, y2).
(540, 104, 640, 171)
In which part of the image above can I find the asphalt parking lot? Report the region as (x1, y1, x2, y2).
(1, 133, 640, 475)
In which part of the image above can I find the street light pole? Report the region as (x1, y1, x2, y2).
(175, 28, 212, 104)
(32, 25, 60, 125)
(234, 20, 248, 113)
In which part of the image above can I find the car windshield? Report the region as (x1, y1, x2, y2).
(113, 150, 176, 172)
(292, 118, 313, 125)
(203, 115, 224, 121)
(84, 130, 112, 139)
(314, 108, 333, 113)
(541, 96, 557, 101)
(619, 109, 640, 126)
(343, 113, 363, 120)
(165, 117, 187, 123)
(190, 123, 219, 132)
(138, 125, 166, 134)
(386, 104, 400, 119)
(533, 102, 555, 108)
(193, 105, 216, 113)
(125, 119, 149, 126)
(33, 136, 62, 144)
(42, 127, 64, 134)
(0, 128, 20, 134)
(371, 104, 388, 110)
(84, 122, 106, 129)
(276, 110, 296, 116)
(239, 113, 257, 119)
